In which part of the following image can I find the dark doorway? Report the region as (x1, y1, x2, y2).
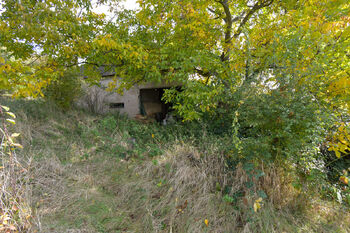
(139, 88, 172, 122)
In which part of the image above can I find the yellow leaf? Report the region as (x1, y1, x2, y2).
(12, 143, 23, 149)
(152, 134, 155, 138)
(204, 219, 209, 226)
(1, 105, 10, 111)
(253, 202, 260, 212)
(6, 118, 16, 124)
(335, 150, 341, 158)
(6, 112, 16, 118)
(3, 64, 11, 72)
(254, 198, 263, 212)
(11, 133, 20, 138)
(339, 138, 347, 144)
(340, 176, 349, 185)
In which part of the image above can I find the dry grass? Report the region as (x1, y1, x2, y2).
(0, 108, 35, 232)
(117, 144, 350, 233)
(104, 144, 332, 232)
(2, 98, 350, 232)
(132, 144, 239, 232)
(0, 149, 34, 232)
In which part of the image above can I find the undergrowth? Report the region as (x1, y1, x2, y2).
(1, 98, 349, 232)
(0, 105, 35, 232)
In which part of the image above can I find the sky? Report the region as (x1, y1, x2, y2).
(120, 0, 139, 10)
(93, 0, 139, 15)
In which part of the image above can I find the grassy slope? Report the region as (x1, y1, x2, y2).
(3, 98, 350, 233)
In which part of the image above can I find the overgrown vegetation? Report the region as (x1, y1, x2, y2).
(1, 98, 349, 232)
(1, 0, 350, 231)
(0, 105, 34, 232)
(44, 69, 83, 110)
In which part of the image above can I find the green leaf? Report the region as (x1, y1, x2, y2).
(257, 190, 267, 199)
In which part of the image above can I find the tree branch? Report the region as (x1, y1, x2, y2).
(218, 0, 234, 62)
(233, 0, 274, 38)
(194, 68, 211, 77)
(218, 0, 274, 62)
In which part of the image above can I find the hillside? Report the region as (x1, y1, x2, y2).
(0, 98, 349, 233)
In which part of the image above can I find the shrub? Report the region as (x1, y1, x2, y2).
(80, 84, 109, 114)
(44, 70, 83, 110)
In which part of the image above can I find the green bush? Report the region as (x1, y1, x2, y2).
(236, 88, 326, 163)
(44, 70, 83, 110)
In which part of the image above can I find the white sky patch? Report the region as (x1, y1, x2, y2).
(121, 0, 139, 10)
(93, 0, 138, 15)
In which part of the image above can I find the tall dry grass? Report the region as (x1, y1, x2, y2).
(0, 105, 35, 232)
(110, 144, 310, 232)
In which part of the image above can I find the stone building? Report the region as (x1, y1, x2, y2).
(79, 65, 181, 120)
(79, 73, 180, 121)
(99, 79, 178, 119)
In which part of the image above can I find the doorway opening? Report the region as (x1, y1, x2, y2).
(139, 88, 173, 122)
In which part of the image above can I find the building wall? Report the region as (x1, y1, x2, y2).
(79, 79, 179, 118)
(99, 79, 140, 117)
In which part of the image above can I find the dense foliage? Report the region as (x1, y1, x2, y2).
(44, 69, 83, 110)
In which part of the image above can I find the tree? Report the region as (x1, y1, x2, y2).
(0, 0, 104, 96)
(1, 0, 349, 157)
(82, 0, 350, 118)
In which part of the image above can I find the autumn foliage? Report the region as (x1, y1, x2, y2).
(1, 0, 350, 227)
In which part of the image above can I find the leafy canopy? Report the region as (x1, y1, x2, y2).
(0, 0, 104, 96)
(1, 0, 350, 154)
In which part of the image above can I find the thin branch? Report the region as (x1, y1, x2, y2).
(218, 0, 274, 62)
(233, 0, 274, 39)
